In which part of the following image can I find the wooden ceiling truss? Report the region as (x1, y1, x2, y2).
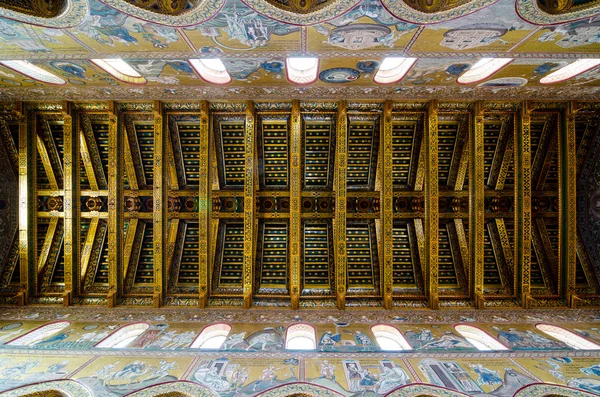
(0, 100, 598, 309)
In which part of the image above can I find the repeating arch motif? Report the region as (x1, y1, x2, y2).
(385, 383, 472, 396)
(513, 383, 600, 397)
(123, 381, 219, 396)
(96, 0, 224, 27)
(0, 0, 88, 28)
(6, 321, 71, 346)
(95, 322, 150, 348)
(0, 380, 92, 397)
(240, 0, 360, 25)
(516, 0, 600, 25)
(380, 0, 499, 24)
(255, 382, 345, 397)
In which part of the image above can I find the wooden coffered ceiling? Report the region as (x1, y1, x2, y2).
(0, 99, 599, 310)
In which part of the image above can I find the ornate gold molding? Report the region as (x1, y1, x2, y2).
(107, 101, 122, 307)
(17, 103, 31, 304)
(425, 101, 439, 309)
(198, 101, 210, 308)
(563, 102, 577, 305)
(382, 101, 393, 309)
(243, 101, 256, 309)
(516, 101, 532, 307)
(335, 101, 348, 310)
(153, 101, 166, 307)
(470, 101, 484, 308)
(290, 100, 301, 309)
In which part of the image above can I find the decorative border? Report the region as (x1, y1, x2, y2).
(0, 305, 598, 325)
(124, 380, 219, 396)
(381, 0, 499, 25)
(97, 0, 225, 27)
(0, 379, 92, 397)
(0, 0, 88, 28)
(513, 383, 600, 397)
(515, 0, 600, 25)
(1, 86, 599, 102)
(240, 0, 361, 26)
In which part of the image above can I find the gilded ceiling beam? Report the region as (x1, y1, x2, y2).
(36, 133, 59, 191)
(562, 102, 577, 307)
(425, 101, 439, 310)
(198, 100, 210, 308)
(61, 101, 77, 306)
(335, 101, 348, 310)
(17, 102, 31, 305)
(80, 217, 99, 284)
(79, 123, 99, 191)
(290, 100, 301, 310)
(107, 101, 123, 307)
(382, 101, 393, 309)
(470, 101, 485, 308)
(516, 101, 532, 307)
(153, 101, 166, 307)
(243, 101, 256, 309)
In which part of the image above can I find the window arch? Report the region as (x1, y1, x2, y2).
(371, 325, 413, 351)
(95, 322, 150, 348)
(454, 324, 509, 351)
(286, 57, 319, 85)
(6, 321, 71, 346)
(536, 324, 600, 350)
(285, 323, 316, 350)
(189, 323, 231, 349)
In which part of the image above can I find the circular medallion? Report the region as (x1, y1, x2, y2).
(319, 68, 360, 83)
(83, 324, 99, 330)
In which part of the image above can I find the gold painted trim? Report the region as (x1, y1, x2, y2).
(198, 101, 210, 307)
(153, 101, 166, 307)
(382, 101, 393, 309)
(334, 101, 348, 310)
(107, 101, 123, 307)
(470, 101, 484, 307)
(290, 100, 301, 309)
(17, 103, 31, 303)
(425, 100, 439, 309)
(243, 101, 256, 308)
(61, 101, 76, 305)
(516, 101, 532, 306)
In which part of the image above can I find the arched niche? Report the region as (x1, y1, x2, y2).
(6, 321, 71, 346)
(240, 0, 361, 25)
(380, 0, 498, 24)
(94, 322, 150, 348)
(516, 0, 600, 25)
(96, 0, 224, 26)
(123, 381, 218, 396)
(385, 383, 471, 397)
(0, 0, 88, 28)
(0, 380, 91, 397)
(255, 383, 345, 397)
(513, 383, 600, 397)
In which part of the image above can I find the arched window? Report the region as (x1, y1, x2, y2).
(539, 59, 600, 84)
(95, 322, 150, 348)
(373, 57, 417, 84)
(456, 58, 513, 84)
(286, 57, 319, 85)
(189, 324, 231, 349)
(455, 324, 509, 351)
(90, 59, 147, 85)
(0, 60, 66, 85)
(188, 59, 231, 85)
(536, 324, 600, 350)
(371, 325, 413, 351)
(6, 321, 71, 346)
(285, 323, 316, 350)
